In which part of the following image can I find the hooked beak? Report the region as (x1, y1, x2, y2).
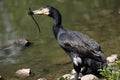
(28, 9, 43, 15)
(28, 8, 50, 15)
(32, 9, 44, 15)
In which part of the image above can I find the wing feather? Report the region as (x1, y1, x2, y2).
(58, 30, 105, 62)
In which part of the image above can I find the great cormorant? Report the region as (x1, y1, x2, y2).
(28, 6, 107, 79)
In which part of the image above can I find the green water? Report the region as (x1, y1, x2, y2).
(0, 0, 120, 80)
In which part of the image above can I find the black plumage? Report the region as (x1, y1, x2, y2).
(29, 6, 107, 78)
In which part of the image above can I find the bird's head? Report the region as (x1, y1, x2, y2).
(28, 6, 60, 18)
(28, 6, 55, 16)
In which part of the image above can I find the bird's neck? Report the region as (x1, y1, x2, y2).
(52, 11, 64, 39)
(52, 10, 62, 26)
(53, 24, 63, 39)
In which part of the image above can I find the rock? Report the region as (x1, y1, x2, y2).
(60, 74, 77, 80)
(14, 39, 32, 47)
(60, 69, 98, 80)
(81, 74, 98, 80)
(37, 78, 47, 80)
(15, 68, 31, 77)
(106, 54, 118, 63)
(60, 73, 98, 80)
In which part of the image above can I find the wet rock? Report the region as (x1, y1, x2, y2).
(106, 54, 118, 63)
(14, 39, 32, 47)
(15, 68, 31, 77)
(37, 78, 47, 80)
(81, 74, 98, 80)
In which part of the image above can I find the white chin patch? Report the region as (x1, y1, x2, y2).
(73, 57, 82, 66)
(44, 12, 49, 15)
(43, 8, 50, 15)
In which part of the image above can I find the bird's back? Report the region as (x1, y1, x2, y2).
(57, 29, 106, 63)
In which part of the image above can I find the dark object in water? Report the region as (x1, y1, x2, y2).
(14, 39, 32, 47)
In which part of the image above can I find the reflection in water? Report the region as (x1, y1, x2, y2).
(0, 1, 20, 64)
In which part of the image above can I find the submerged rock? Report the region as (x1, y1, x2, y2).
(15, 68, 31, 77)
(14, 39, 32, 47)
(106, 54, 118, 63)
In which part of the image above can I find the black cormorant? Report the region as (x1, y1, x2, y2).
(28, 6, 107, 78)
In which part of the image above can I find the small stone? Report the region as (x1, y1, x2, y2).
(37, 78, 47, 80)
(81, 74, 98, 80)
(15, 68, 31, 77)
(106, 54, 118, 63)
